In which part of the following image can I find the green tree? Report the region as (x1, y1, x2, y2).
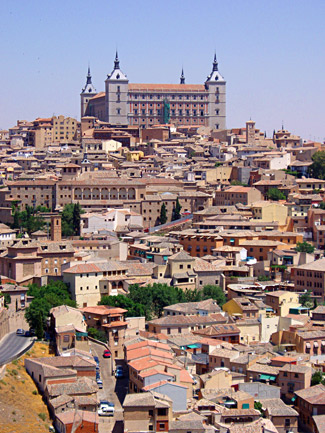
(254, 401, 264, 417)
(295, 241, 315, 254)
(299, 290, 313, 309)
(311, 371, 325, 386)
(258, 275, 270, 282)
(160, 203, 167, 225)
(201, 285, 226, 307)
(25, 281, 76, 338)
(88, 327, 107, 343)
(10, 204, 45, 234)
(100, 294, 146, 318)
(3, 293, 11, 308)
(320, 202, 325, 210)
(309, 151, 325, 180)
(172, 198, 182, 221)
(62, 203, 83, 237)
(267, 188, 286, 201)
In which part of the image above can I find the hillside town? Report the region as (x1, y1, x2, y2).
(1, 57, 325, 433)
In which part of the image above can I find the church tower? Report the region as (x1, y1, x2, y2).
(205, 54, 226, 130)
(80, 66, 97, 118)
(105, 52, 129, 124)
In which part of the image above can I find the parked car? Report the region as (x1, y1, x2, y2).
(96, 379, 103, 389)
(96, 372, 100, 380)
(16, 329, 24, 335)
(103, 349, 111, 358)
(98, 401, 114, 416)
(115, 369, 124, 379)
(93, 356, 99, 364)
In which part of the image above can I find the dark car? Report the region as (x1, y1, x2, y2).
(25, 330, 31, 337)
(103, 350, 111, 358)
(115, 369, 124, 379)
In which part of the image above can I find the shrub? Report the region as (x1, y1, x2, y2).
(38, 413, 46, 422)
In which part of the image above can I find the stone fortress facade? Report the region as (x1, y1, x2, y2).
(81, 53, 226, 130)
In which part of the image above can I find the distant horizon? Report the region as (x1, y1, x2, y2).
(1, 0, 324, 140)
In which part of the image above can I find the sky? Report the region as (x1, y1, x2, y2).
(0, 0, 324, 140)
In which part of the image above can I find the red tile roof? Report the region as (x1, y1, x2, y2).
(129, 83, 205, 91)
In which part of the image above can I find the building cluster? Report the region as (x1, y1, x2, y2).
(1, 58, 325, 432)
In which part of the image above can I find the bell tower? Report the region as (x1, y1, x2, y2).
(51, 215, 62, 242)
(105, 52, 129, 124)
(80, 66, 97, 118)
(205, 54, 226, 130)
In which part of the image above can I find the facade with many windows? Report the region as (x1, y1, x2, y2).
(81, 53, 226, 129)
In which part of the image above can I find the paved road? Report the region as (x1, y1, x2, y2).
(90, 341, 128, 433)
(0, 332, 33, 365)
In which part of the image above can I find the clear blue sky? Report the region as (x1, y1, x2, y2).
(1, 0, 324, 140)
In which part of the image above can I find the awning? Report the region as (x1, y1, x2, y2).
(314, 342, 319, 348)
(306, 343, 311, 349)
(291, 396, 296, 402)
(260, 374, 276, 381)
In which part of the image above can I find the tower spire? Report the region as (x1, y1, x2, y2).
(180, 67, 185, 84)
(114, 51, 120, 70)
(213, 53, 218, 72)
(86, 65, 92, 84)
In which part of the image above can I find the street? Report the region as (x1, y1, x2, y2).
(0, 332, 33, 366)
(90, 341, 128, 433)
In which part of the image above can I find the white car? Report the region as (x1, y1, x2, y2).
(98, 402, 114, 417)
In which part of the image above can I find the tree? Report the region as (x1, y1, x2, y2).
(299, 290, 313, 309)
(25, 281, 76, 339)
(254, 401, 264, 417)
(267, 188, 286, 201)
(62, 203, 83, 237)
(88, 327, 107, 343)
(160, 203, 167, 225)
(309, 151, 325, 180)
(100, 294, 146, 319)
(311, 371, 325, 386)
(258, 275, 270, 282)
(10, 204, 45, 234)
(295, 241, 315, 254)
(172, 198, 182, 221)
(320, 202, 325, 210)
(201, 285, 226, 307)
(3, 293, 11, 308)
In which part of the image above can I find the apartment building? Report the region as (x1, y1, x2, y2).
(214, 186, 263, 206)
(81, 305, 127, 358)
(292, 258, 325, 301)
(123, 392, 172, 433)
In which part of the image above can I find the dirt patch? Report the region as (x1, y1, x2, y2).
(0, 342, 54, 433)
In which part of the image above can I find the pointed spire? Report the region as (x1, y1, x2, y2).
(180, 67, 185, 84)
(213, 53, 218, 72)
(114, 50, 120, 70)
(86, 65, 92, 84)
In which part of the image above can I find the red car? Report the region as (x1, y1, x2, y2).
(103, 349, 111, 358)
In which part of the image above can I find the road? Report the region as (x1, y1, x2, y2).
(90, 341, 128, 433)
(0, 332, 33, 366)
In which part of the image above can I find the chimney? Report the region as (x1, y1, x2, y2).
(51, 215, 62, 242)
